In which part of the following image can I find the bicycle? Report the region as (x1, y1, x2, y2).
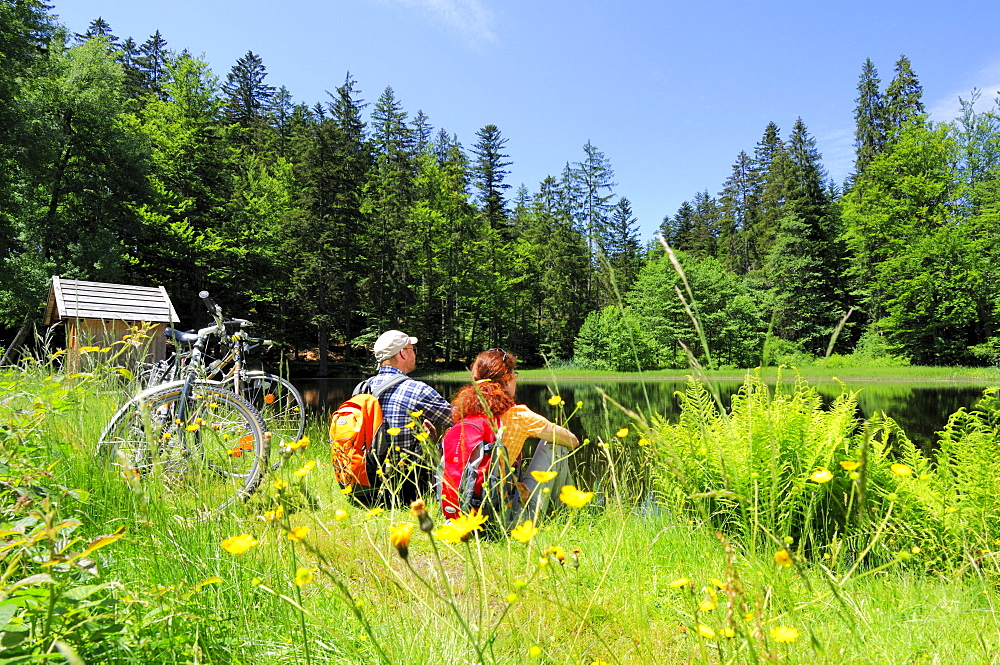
(145, 293, 306, 451)
(98, 294, 272, 515)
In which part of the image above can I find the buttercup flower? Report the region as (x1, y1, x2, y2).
(340, 485, 354, 495)
(389, 522, 414, 559)
(366, 507, 385, 517)
(696, 624, 715, 638)
(288, 526, 309, 541)
(559, 485, 594, 509)
(721, 627, 735, 638)
(294, 460, 316, 477)
(840, 460, 860, 471)
(699, 598, 717, 612)
(531, 470, 558, 483)
(293, 567, 313, 586)
(771, 625, 799, 643)
(774, 549, 793, 567)
(547, 395, 564, 406)
(334, 509, 348, 521)
(669, 577, 690, 588)
(386, 427, 401, 436)
(261, 505, 284, 522)
(891, 463, 912, 476)
(616, 427, 629, 438)
(511, 520, 539, 543)
(273, 478, 288, 491)
(809, 469, 834, 483)
(709, 577, 727, 590)
(221, 534, 259, 555)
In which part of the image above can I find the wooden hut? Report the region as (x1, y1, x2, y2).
(43, 277, 179, 372)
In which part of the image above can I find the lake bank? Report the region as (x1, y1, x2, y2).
(421, 365, 1000, 384)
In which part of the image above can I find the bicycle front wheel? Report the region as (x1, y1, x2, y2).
(235, 372, 306, 449)
(98, 382, 270, 515)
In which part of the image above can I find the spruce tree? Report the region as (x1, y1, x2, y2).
(223, 51, 275, 130)
(718, 150, 759, 274)
(471, 123, 512, 234)
(853, 58, 885, 178)
(136, 30, 170, 98)
(884, 55, 924, 137)
(603, 197, 643, 294)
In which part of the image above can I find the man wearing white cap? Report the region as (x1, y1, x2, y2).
(359, 330, 453, 505)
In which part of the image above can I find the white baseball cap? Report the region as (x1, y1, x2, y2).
(374, 330, 417, 362)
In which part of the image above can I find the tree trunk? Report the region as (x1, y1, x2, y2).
(1, 314, 34, 367)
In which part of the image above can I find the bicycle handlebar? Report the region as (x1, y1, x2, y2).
(198, 290, 224, 326)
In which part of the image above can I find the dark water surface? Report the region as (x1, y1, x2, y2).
(294, 376, 994, 453)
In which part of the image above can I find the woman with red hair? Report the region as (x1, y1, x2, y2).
(448, 348, 579, 522)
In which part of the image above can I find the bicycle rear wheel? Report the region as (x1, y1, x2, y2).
(235, 372, 306, 448)
(98, 382, 270, 515)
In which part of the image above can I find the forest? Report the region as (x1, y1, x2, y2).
(2, 1, 999, 374)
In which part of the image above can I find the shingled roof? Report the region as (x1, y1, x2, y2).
(44, 277, 179, 325)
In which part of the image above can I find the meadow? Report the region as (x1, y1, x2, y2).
(2, 356, 1000, 664)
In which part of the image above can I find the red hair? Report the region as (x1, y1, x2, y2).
(451, 349, 517, 422)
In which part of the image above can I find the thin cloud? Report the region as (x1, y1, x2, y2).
(927, 61, 1000, 124)
(382, 0, 497, 49)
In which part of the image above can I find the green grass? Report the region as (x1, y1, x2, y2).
(4, 363, 1000, 663)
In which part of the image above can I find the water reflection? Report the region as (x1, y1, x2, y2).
(294, 377, 991, 453)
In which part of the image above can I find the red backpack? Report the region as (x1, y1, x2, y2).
(439, 415, 516, 527)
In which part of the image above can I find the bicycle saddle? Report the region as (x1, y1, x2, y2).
(164, 327, 200, 343)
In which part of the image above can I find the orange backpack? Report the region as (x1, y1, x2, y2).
(330, 374, 409, 487)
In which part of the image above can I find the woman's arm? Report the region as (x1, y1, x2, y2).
(535, 422, 580, 449)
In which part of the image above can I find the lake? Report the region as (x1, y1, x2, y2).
(294, 376, 994, 453)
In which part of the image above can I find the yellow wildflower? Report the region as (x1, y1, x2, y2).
(389, 522, 413, 559)
(616, 427, 629, 438)
(366, 507, 385, 517)
(669, 577, 689, 588)
(696, 624, 715, 638)
(699, 598, 717, 612)
(434, 509, 488, 543)
(840, 460, 860, 471)
(529, 646, 542, 658)
(559, 485, 594, 509)
(891, 463, 912, 476)
(409, 410, 423, 417)
(293, 567, 313, 586)
(273, 478, 288, 491)
(637, 437, 649, 446)
(709, 577, 727, 590)
(221, 534, 259, 555)
(530, 470, 558, 483)
(547, 395, 564, 406)
(294, 460, 316, 477)
(771, 625, 799, 643)
(334, 509, 348, 521)
(721, 627, 735, 638)
(414, 431, 429, 442)
(386, 427, 401, 436)
(511, 520, 539, 543)
(185, 423, 200, 432)
(545, 545, 567, 564)
(340, 485, 354, 494)
(774, 549, 793, 567)
(261, 505, 285, 522)
(288, 526, 309, 541)
(809, 469, 834, 483)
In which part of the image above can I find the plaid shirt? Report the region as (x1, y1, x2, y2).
(368, 366, 454, 451)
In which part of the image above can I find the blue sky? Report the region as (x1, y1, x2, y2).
(54, 0, 1000, 241)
